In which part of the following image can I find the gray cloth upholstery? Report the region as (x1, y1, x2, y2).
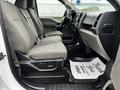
(111, 45, 120, 90)
(44, 31, 63, 37)
(40, 36, 62, 44)
(1, 1, 36, 53)
(18, 6, 62, 44)
(28, 8, 63, 37)
(28, 8, 44, 38)
(27, 42, 67, 60)
(1, 0, 67, 60)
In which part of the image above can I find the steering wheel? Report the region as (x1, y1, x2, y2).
(60, 10, 71, 28)
(72, 12, 86, 44)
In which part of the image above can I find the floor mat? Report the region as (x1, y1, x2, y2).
(70, 58, 106, 80)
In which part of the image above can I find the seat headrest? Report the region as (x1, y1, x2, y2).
(15, 0, 27, 9)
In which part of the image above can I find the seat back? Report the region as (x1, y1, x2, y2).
(1, 0, 37, 53)
(15, 0, 38, 37)
(27, 0, 44, 37)
(20, 9, 38, 37)
(28, 8, 44, 37)
(111, 45, 120, 90)
(15, 0, 44, 38)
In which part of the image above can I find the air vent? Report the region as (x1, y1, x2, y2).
(93, 14, 102, 27)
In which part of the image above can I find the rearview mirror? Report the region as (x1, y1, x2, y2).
(71, 0, 81, 5)
(76, 0, 81, 5)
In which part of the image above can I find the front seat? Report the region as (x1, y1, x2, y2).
(110, 45, 120, 90)
(27, 0, 63, 38)
(1, 1, 67, 62)
(15, 0, 62, 45)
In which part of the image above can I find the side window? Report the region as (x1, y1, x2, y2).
(36, 0, 66, 18)
(6, 0, 16, 4)
(70, 0, 115, 13)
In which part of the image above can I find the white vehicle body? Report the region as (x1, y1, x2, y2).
(0, 0, 120, 90)
(0, 25, 26, 90)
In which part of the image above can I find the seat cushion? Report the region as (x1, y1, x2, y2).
(27, 42, 67, 60)
(44, 31, 63, 37)
(40, 36, 62, 45)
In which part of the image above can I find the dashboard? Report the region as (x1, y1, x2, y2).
(62, 9, 120, 61)
(79, 11, 120, 61)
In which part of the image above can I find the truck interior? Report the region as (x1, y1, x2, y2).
(0, 0, 120, 90)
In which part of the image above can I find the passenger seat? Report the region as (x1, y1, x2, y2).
(110, 45, 120, 90)
(15, 0, 62, 45)
(27, 0, 63, 37)
(1, 0, 67, 62)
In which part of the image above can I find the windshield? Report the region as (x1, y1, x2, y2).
(68, 0, 115, 13)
